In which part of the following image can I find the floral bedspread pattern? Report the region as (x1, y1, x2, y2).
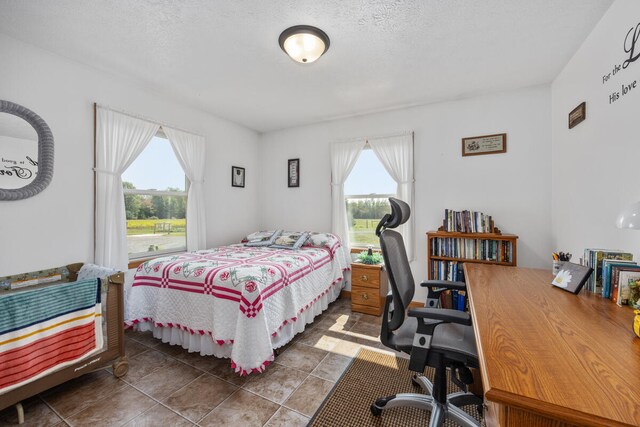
(125, 237, 349, 375)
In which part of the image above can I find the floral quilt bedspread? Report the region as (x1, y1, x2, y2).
(125, 236, 349, 375)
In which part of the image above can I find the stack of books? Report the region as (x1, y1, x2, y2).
(442, 209, 494, 233)
(583, 248, 640, 307)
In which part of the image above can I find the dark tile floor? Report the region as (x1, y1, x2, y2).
(0, 297, 400, 427)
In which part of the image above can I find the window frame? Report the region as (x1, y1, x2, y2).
(122, 133, 189, 262)
(343, 144, 397, 250)
(344, 193, 396, 250)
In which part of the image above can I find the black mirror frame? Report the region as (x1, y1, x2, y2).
(0, 100, 54, 201)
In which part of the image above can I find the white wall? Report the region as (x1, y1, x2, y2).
(552, 0, 640, 262)
(0, 34, 260, 276)
(259, 85, 553, 294)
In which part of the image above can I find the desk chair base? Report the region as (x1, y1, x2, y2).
(371, 391, 481, 427)
(412, 373, 433, 394)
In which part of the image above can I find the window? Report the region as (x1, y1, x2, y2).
(121, 133, 187, 259)
(344, 148, 396, 248)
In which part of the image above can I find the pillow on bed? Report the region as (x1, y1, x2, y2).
(77, 263, 118, 281)
(303, 232, 341, 250)
(270, 231, 310, 250)
(244, 230, 283, 247)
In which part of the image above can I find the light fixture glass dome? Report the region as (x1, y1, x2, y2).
(616, 201, 640, 229)
(279, 25, 330, 64)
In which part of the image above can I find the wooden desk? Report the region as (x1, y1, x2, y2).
(464, 264, 640, 427)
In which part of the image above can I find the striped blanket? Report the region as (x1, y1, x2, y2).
(0, 279, 103, 394)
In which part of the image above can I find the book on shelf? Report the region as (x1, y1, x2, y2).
(442, 209, 494, 233)
(430, 260, 465, 282)
(440, 289, 466, 311)
(430, 260, 466, 312)
(582, 249, 633, 293)
(430, 237, 513, 263)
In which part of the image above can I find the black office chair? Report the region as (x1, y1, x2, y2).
(370, 198, 482, 427)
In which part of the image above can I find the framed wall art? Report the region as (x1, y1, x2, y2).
(232, 166, 245, 188)
(462, 133, 507, 157)
(568, 102, 586, 129)
(288, 158, 299, 188)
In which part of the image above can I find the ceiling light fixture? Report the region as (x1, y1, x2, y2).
(279, 25, 330, 64)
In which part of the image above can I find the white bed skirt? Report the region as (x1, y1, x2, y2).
(134, 279, 342, 358)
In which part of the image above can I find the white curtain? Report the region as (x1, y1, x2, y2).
(331, 140, 367, 255)
(369, 133, 415, 260)
(95, 108, 160, 270)
(164, 127, 207, 252)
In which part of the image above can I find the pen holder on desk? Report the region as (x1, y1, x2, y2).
(553, 260, 562, 275)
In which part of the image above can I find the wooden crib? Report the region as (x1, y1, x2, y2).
(0, 263, 128, 423)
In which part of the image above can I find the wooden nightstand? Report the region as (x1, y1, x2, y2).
(350, 263, 388, 316)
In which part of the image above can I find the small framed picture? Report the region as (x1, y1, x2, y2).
(288, 158, 300, 188)
(231, 166, 245, 188)
(551, 262, 593, 294)
(568, 102, 586, 129)
(462, 133, 507, 157)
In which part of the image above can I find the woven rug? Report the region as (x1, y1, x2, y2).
(309, 348, 482, 427)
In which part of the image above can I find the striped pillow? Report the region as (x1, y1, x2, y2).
(270, 232, 310, 250)
(244, 230, 283, 247)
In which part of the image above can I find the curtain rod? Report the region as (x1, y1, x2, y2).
(333, 131, 414, 145)
(95, 103, 204, 138)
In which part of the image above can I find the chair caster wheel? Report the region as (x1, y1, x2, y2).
(370, 404, 382, 416)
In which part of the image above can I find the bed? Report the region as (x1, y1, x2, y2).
(125, 232, 350, 375)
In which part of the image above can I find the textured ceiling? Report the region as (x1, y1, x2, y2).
(0, 0, 613, 132)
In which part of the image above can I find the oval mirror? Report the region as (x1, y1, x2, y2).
(0, 100, 54, 200)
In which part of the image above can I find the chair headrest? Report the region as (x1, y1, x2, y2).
(376, 198, 410, 235)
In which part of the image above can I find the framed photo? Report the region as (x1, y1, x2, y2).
(461, 133, 507, 157)
(231, 166, 245, 188)
(288, 158, 300, 188)
(551, 262, 593, 295)
(568, 102, 586, 129)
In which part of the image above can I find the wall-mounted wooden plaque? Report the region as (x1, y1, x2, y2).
(462, 133, 507, 157)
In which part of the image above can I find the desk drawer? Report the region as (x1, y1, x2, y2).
(351, 285, 381, 308)
(352, 267, 380, 289)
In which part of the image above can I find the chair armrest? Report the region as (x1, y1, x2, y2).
(408, 307, 471, 326)
(420, 280, 466, 291)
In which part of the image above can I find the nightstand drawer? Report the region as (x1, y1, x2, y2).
(352, 267, 380, 288)
(351, 285, 381, 308)
(351, 303, 383, 316)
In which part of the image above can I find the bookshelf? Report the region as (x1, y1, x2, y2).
(427, 231, 518, 281)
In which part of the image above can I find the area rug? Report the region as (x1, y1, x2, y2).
(309, 348, 482, 427)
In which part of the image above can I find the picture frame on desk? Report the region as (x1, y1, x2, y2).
(612, 265, 640, 305)
(619, 270, 640, 308)
(551, 262, 593, 294)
